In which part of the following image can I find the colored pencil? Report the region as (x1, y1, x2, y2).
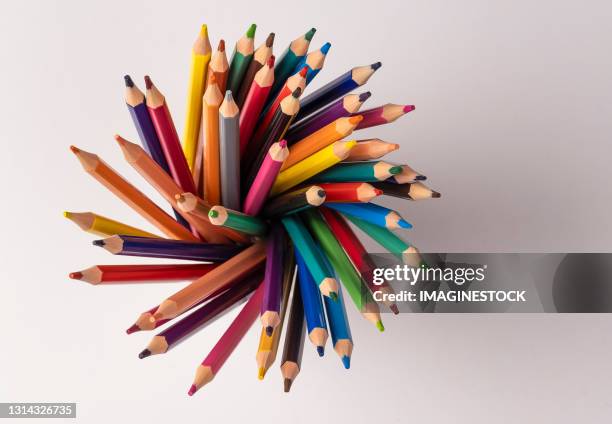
(69, 264, 218, 285)
(386, 164, 427, 183)
(281, 115, 363, 170)
(188, 279, 264, 396)
(219, 91, 241, 210)
(271, 28, 316, 101)
(318, 182, 382, 203)
(69, 146, 197, 241)
(302, 208, 383, 330)
(257, 245, 295, 379)
(242, 140, 288, 216)
(294, 42, 331, 85)
(320, 207, 399, 314)
(343, 214, 423, 267)
(280, 274, 306, 393)
(372, 181, 441, 200)
(324, 202, 412, 229)
(295, 250, 328, 356)
(124, 76, 189, 226)
(297, 62, 381, 120)
(93, 235, 243, 262)
(227, 23, 256, 95)
(281, 215, 338, 299)
(207, 40, 229, 93)
(287, 92, 371, 143)
(355, 104, 415, 130)
(116, 134, 230, 243)
(150, 241, 266, 324)
(174, 193, 251, 245)
(202, 73, 223, 204)
(140, 270, 262, 358)
(239, 55, 275, 156)
(183, 25, 212, 170)
(322, 281, 353, 369)
(244, 87, 302, 187)
(208, 205, 267, 236)
(310, 161, 402, 183)
(262, 185, 325, 217)
(63, 211, 158, 238)
(126, 305, 172, 334)
(236, 33, 274, 108)
(144, 76, 197, 197)
(345, 139, 400, 161)
(270, 140, 356, 196)
(261, 226, 285, 336)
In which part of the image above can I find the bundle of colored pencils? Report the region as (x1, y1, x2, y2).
(66, 23, 440, 395)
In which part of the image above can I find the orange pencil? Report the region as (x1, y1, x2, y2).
(70, 146, 197, 241)
(202, 73, 223, 204)
(281, 115, 363, 170)
(115, 135, 229, 244)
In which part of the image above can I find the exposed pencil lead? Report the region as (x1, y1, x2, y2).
(348, 115, 363, 124)
(278, 140, 287, 148)
(63, 211, 72, 218)
(224, 90, 234, 101)
(316, 346, 324, 357)
(138, 349, 151, 359)
(267, 55, 276, 67)
(329, 292, 338, 302)
(390, 304, 400, 315)
(431, 191, 441, 198)
(246, 23, 257, 38)
(305, 28, 316, 41)
(320, 42, 331, 54)
(374, 189, 384, 196)
(403, 105, 416, 113)
(265, 326, 273, 337)
(144, 75, 153, 89)
(292, 87, 302, 98)
(389, 166, 403, 175)
(69, 145, 80, 154)
(199, 24, 208, 37)
(258, 367, 266, 380)
(283, 378, 293, 392)
(298, 66, 308, 77)
(218, 39, 225, 52)
(398, 219, 412, 229)
(69, 272, 83, 280)
(125, 324, 139, 335)
(187, 384, 197, 396)
(266, 33, 275, 47)
(124, 75, 134, 87)
(371, 62, 382, 70)
(376, 320, 385, 332)
(92, 239, 105, 247)
(416, 175, 427, 181)
(317, 190, 326, 198)
(341, 355, 351, 369)
(114, 134, 127, 145)
(359, 91, 372, 102)
(209, 210, 219, 218)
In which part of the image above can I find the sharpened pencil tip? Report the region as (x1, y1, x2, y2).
(283, 378, 293, 392)
(266, 32, 275, 47)
(144, 75, 153, 89)
(246, 23, 257, 38)
(317, 189, 325, 198)
(124, 75, 134, 87)
(359, 91, 372, 102)
(199, 24, 208, 36)
(292, 87, 302, 98)
(403, 105, 416, 113)
(258, 367, 266, 380)
(114, 134, 127, 145)
(320, 42, 331, 54)
(349, 115, 363, 124)
(298, 66, 308, 77)
(374, 189, 384, 196)
(390, 304, 400, 315)
(330, 292, 338, 301)
(125, 324, 140, 335)
(69, 145, 80, 154)
(316, 346, 325, 357)
(389, 166, 403, 175)
(138, 349, 151, 359)
(398, 220, 412, 229)
(432, 191, 441, 198)
(371, 62, 382, 70)
(265, 326, 273, 337)
(376, 320, 385, 332)
(63, 211, 72, 218)
(267, 55, 275, 67)
(305, 28, 316, 41)
(278, 139, 287, 148)
(209, 210, 219, 218)
(342, 355, 351, 369)
(92, 239, 105, 247)
(188, 384, 197, 396)
(224, 90, 234, 102)
(416, 175, 427, 181)
(69, 271, 83, 280)
(218, 39, 225, 52)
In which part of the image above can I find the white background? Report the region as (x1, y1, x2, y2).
(2, 0, 612, 422)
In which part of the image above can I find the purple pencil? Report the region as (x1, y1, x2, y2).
(92, 235, 243, 262)
(354, 103, 416, 130)
(286, 92, 371, 143)
(260, 226, 286, 336)
(139, 269, 263, 358)
(242, 140, 289, 215)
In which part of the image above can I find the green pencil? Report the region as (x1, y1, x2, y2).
(310, 161, 402, 183)
(227, 23, 256, 95)
(208, 205, 267, 236)
(301, 208, 384, 331)
(269, 28, 316, 101)
(262, 185, 326, 217)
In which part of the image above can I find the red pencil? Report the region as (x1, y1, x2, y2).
(239, 56, 275, 157)
(320, 207, 399, 314)
(69, 264, 218, 285)
(144, 76, 198, 197)
(318, 182, 383, 203)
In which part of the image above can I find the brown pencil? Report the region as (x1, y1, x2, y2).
(280, 275, 306, 393)
(372, 181, 441, 200)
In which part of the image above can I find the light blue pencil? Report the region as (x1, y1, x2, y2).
(325, 202, 412, 230)
(293, 42, 331, 85)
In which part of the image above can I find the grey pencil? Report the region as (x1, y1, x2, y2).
(219, 91, 241, 210)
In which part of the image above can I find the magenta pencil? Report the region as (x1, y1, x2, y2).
(242, 140, 289, 215)
(260, 226, 285, 336)
(355, 104, 416, 130)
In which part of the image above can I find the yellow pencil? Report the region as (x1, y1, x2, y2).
(270, 140, 356, 196)
(183, 24, 212, 170)
(63, 211, 159, 238)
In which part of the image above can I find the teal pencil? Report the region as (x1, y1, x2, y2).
(324, 202, 412, 229)
(310, 161, 402, 183)
(270, 28, 316, 100)
(227, 24, 256, 95)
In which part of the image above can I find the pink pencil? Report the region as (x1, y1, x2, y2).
(355, 104, 416, 130)
(188, 280, 264, 396)
(242, 140, 289, 215)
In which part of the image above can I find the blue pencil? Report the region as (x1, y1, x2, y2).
(293, 42, 331, 85)
(281, 215, 339, 300)
(296, 62, 381, 120)
(124, 75, 189, 228)
(324, 202, 412, 230)
(295, 250, 328, 356)
(321, 265, 353, 368)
